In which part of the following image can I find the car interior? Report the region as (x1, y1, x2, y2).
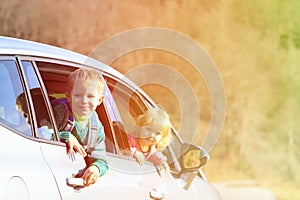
(36, 61, 131, 155)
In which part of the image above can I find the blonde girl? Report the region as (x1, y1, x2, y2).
(127, 107, 172, 173)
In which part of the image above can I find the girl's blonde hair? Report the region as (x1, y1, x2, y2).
(66, 68, 104, 95)
(135, 107, 171, 151)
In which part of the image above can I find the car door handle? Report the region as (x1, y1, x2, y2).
(66, 177, 85, 188)
(149, 188, 164, 200)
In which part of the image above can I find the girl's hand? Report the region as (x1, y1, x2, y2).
(67, 134, 87, 157)
(135, 151, 145, 165)
(82, 165, 100, 186)
(157, 160, 170, 174)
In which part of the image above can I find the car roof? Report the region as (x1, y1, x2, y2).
(0, 36, 123, 75)
(0, 36, 153, 104)
(0, 36, 138, 87)
(0, 36, 90, 62)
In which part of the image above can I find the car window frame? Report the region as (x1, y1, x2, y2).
(103, 73, 187, 173)
(0, 56, 35, 137)
(18, 59, 59, 140)
(15, 57, 61, 142)
(17, 56, 127, 154)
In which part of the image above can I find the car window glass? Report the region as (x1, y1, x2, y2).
(0, 60, 31, 136)
(20, 61, 55, 140)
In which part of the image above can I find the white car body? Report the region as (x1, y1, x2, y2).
(0, 36, 221, 200)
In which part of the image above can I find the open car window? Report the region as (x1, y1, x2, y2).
(104, 76, 149, 136)
(104, 75, 186, 172)
(35, 60, 119, 153)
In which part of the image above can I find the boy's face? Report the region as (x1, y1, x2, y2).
(68, 79, 103, 119)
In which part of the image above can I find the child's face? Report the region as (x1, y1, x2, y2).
(138, 127, 162, 147)
(68, 79, 103, 119)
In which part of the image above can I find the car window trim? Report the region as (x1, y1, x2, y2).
(17, 56, 124, 152)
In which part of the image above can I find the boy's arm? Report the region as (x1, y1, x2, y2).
(87, 122, 108, 177)
(52, 102, 86, 156)
(57, 131, 86, 156)
(57, 131, 70, 142)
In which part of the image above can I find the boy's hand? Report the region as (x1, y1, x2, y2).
(135, 151, 145, 165)
(82, 165, 100, 186)
(67, 134, 87, 157)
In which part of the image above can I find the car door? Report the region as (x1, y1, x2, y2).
(0, 58, 61, 200)
(31, 58, 147, 200)
(14, 58, 95, 200)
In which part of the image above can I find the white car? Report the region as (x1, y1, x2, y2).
(0, 36, 221, 200)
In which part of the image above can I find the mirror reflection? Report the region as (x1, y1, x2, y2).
(184, 149, 201, 169)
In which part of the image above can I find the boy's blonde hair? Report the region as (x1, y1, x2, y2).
(66, 68, 104, 95)
(135, 107, 171, 151)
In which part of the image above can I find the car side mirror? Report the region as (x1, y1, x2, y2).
(179, 143, 210, 190)
(181, 143, 209, 171)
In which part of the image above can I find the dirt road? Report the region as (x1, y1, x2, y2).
(213, 181, 276, 200)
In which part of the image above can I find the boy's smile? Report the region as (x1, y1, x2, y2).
(68, 79, 103, 120)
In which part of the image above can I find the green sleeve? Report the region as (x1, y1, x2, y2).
(58, 131, 70, 143)
(89, 120, 108, 177)
(92, 160, 108, 176)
